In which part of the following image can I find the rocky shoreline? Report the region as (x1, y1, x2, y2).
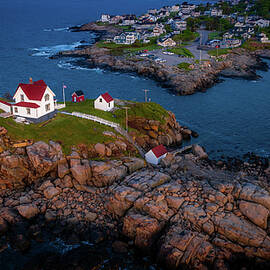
(1, 125, 270, 269)
(50, 23, 269, 95)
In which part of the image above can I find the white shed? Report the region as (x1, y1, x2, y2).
(145, 144, 168, 165)
(94, 92, 114, 111)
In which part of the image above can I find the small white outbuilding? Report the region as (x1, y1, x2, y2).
(94, 92, 114, 111)
(145, 144, 168, 165)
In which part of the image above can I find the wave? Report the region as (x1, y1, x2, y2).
(43, 27, 69, 32)
(57, 60, 104, 73)
(49, 238, 80, 254)
(30, 41, 88, 57)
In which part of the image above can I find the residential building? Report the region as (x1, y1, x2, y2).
(152, 24, 165, 36)
(255, 19, 270, 28)
(12, 79, 56, 122)
(211, 9, 223, 17)
(114, 32, 140, 45)
(94, 92, 114, 111)
(158, 37, 176, 47)
(171, 19, 187, 31)
(122, 15, 137, 25)
(100, 14, 110, 23)
(72, 90, 85, 103)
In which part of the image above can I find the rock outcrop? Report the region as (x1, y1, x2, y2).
(52, 42, 269, 95)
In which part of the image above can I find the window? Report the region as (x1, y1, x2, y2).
(108, 102, 110, 107)
(20, 94, 24, 101)
(14, 107, 18, 113)
(27, 108, 30, 115)
(45, 104, 50, 112)
(45, 94, 49, 101)
(99, 98, 102, 103)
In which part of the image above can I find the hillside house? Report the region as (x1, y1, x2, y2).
(114, 32, 140, 45)
(158, 37, 176, 47)
(171, 19, 187, 31)
(72, 90, 85, 103)
(211, 9, 223, 17)
(100, 14, 110, 23)
(12, 79, 56, 122)
(152, 24, 165, 36)
(145, 144, 168, 165)
(122, 15, 137, 25)
(255, 19, 270, 28)
(94, 92, 114, 111)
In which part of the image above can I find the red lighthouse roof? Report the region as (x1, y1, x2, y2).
(151, 144, 167, 158)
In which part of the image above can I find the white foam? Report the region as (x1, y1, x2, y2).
(57, 60, 104, 73)
(31, 41, 87, 57)
(43, 27, 69, 32)
(50, 238, 80, 254)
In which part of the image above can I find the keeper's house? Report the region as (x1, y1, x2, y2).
(94, 92, 114, 111)
(0, 78, 56, 122)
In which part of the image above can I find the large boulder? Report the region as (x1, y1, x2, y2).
(26, 141, 63, 177)
(17, 204, 39, 219)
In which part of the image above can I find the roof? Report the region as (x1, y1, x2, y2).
(73, 90, 84, 97)
(151, 144, 167, 158)
(101, 92, 113, 103)
(0, 100, 11, 106)
(14, 80, 48, 101)
(13, 102, 40, 108)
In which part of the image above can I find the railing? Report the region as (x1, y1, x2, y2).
(55, 104, 66, 110)
(72, 112, 120, 128)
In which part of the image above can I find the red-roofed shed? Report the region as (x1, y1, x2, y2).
(145, 144, 168, 165)
(94, 92, 114, 111)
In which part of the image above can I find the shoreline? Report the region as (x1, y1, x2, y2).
(1, 137, 270, 270)
(50, 23, 270, 95)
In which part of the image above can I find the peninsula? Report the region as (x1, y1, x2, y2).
(52, 0, 270, 95)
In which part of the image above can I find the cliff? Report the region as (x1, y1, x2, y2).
(1, 129, 270, 269)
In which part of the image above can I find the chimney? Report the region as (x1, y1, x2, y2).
(29, 77, 33, 84)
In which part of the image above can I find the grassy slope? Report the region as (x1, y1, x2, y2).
(207, 48, 231, 56)
(0, 100, 169, 154)
(61, 100, 169, 125)
(0, 114, 116, 154)
(167, 47, 194, 57)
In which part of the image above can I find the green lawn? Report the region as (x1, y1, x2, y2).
(208, 31, 223, 40)
(173, 30, 199, 42)
(96, 41, 161, 55)
(0, 114, 116, 154)
(208, 48, 231, 56)
(61, 99, 169, 125)
(167, 47, 194, 58)
(177, 62, 192, 71)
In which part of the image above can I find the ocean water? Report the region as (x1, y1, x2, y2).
(0, 0, 270, 158)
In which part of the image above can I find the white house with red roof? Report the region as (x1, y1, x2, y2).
(145, 144, 168, 165)
(11, 78, 56, 121)
(94, 92, 114, 111)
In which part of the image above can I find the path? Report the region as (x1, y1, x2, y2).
(59, 111, 146, 158)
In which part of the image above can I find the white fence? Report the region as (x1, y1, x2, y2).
(72, 112, 120, 128)
(55, 104, 66, 110)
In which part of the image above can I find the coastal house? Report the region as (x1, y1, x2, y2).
(121, 15, 137, 25)
(0, 100, 12, 114)
(211, 9, 223, 17)
(12, 78, 56, 122)
(114, 32, 140, 45)
(72, 90, 85, 103)
(100, 14, 111, 23)
(152, 24, 165, 36)
(258, 33, 270, 43)
(255, 19, 270, 28)
(145, 144, 168, 165)
(171, 19, 187, 31)
(94, 92, 114, 111)
(158, 37, 176, 47)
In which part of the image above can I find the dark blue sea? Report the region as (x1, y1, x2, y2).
(0, 0, 270, 158)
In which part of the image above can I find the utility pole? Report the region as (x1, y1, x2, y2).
(142, 89, 150, 102)
(123, 106, 130, 131)
(62, 84, 67, 106)
(199, 32, 202, 63)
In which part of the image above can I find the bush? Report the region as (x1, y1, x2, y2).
(177, 62, 192, 71)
